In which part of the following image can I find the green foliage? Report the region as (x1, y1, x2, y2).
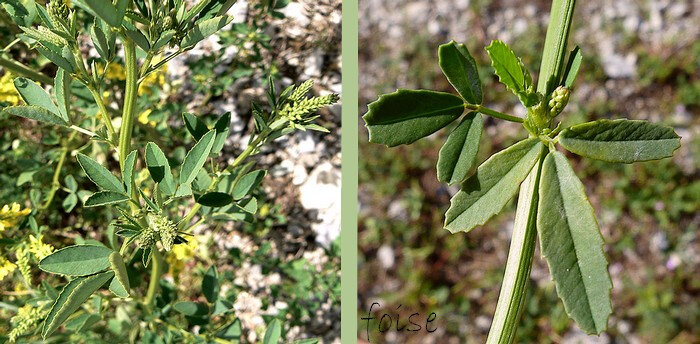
(0, 0, 337, 341)
(363, 1, 682, 338)
(437, 112, 483, 185)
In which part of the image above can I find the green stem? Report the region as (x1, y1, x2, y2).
(39, 131, 77, 211)
(118, 39, 141, 208)
(0, 55, 53, 84)
(486, 148, 545, 343)
(470, 104, 524, 123)
(537, 0, 577, 94)
(87, 86, 116, 141)
(144, 249, 163, 313)
(486, 0, 576, 341)
(118, 39, 139, 168)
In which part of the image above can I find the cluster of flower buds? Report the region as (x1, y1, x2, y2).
(280, 93, 340, 123)
(548, 86, 571, 118)
(9, 304, 47, 342)
(139, 214, 178, 251)
(48, 0, 70, 28)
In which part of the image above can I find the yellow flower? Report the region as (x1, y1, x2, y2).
(0, 203, 31, 233)
(103, 62, 126, 80)
(167, 236, 198, 275)
(137, 108, 156, 127)
(9, 304, 47, 343)
(0, 72, 21, 106)
(138, 63, 168, 96)
(0, 256, 17, 280)
(27, 235, 54, 260)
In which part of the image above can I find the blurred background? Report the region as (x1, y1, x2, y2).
(358, 0, 698, 343)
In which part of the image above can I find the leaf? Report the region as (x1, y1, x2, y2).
(121, 150, 137, 195)
(124, 28, 150, 51)
(202, 266, 219, 303)
(444, 138, 543, 233)
(42, 271, 114, 338)
(558, 119, 681, 163)
(232, 170, 266, 200)
(173, 301, 209, 316)
(179, 130, 216, 185)
(561, 46, 582, 88)
(182, 112, 209, 140)
(63, 193, 78, 212)
(77, 153, 125, 193)
(181, 15, 233, 48)
(108, 252, 130, 298)
(438, 41, 482, 104)
(263, 319, 282, 344)
(1, 105, 68, 126)
(145, 143, 176, 195)
(90, 22, 110, 60)
(363, 89, 464, 147)
(235, 197, 258, 214)
(13, 77, 59, 115)
(197, 192, 233, 207)
(1, 0, 36, 27)
(64, 313, 101, 332)
(211, 112, 231, 155)
(152, 29, 176, 51)
(537, 151, 612, 334)
(212, 299, 233, 315)
(84, 0, 123, 27)
(84, 191, 130, 207)
(39, 245, 114, 276)
(35, 43, 75, 72)
(54, 69, 71, 122)
(537, 0, 576, 94)
(437, 112, 483, 185)
(216, 318, 242, 339)
(486, 40, 526, 94)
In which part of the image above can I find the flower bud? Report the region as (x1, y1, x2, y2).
(48, 0, 70, 24)
(548, 86, 570, 118)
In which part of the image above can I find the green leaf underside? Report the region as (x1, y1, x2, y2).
(43, 271, 114, 338)
(263, 319, 282, 344)
(83, 0, 122, 27)
(232, 170, 266, 200)
(559, 119, 681, 163)
(363, 89, 464, 147)
(122, 150, 137, 195)
(437, 112, 483, 185)
(173, 301, 209, 316)
(485, 40, 524, 93)
(77, 154, 125, 193)
(216, 319, 242, 339)
(180, 130, 216, 184)
(198, 192, 233, 207)
(36, 44, 75, 72)
(14, 77, 60, 115)
(108, 258, 129, 297)
(537, 152, 612, 334)
(145, 142, 176, 195)
(444, 138, 543, 233)
(84, 191, 129, 207)
(438, 41, 482, 104)
(39, 245, 113, 275)
(54, 69, 71, 121)
(181, 16, 232, 48)
(2, 106, 68, 126)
